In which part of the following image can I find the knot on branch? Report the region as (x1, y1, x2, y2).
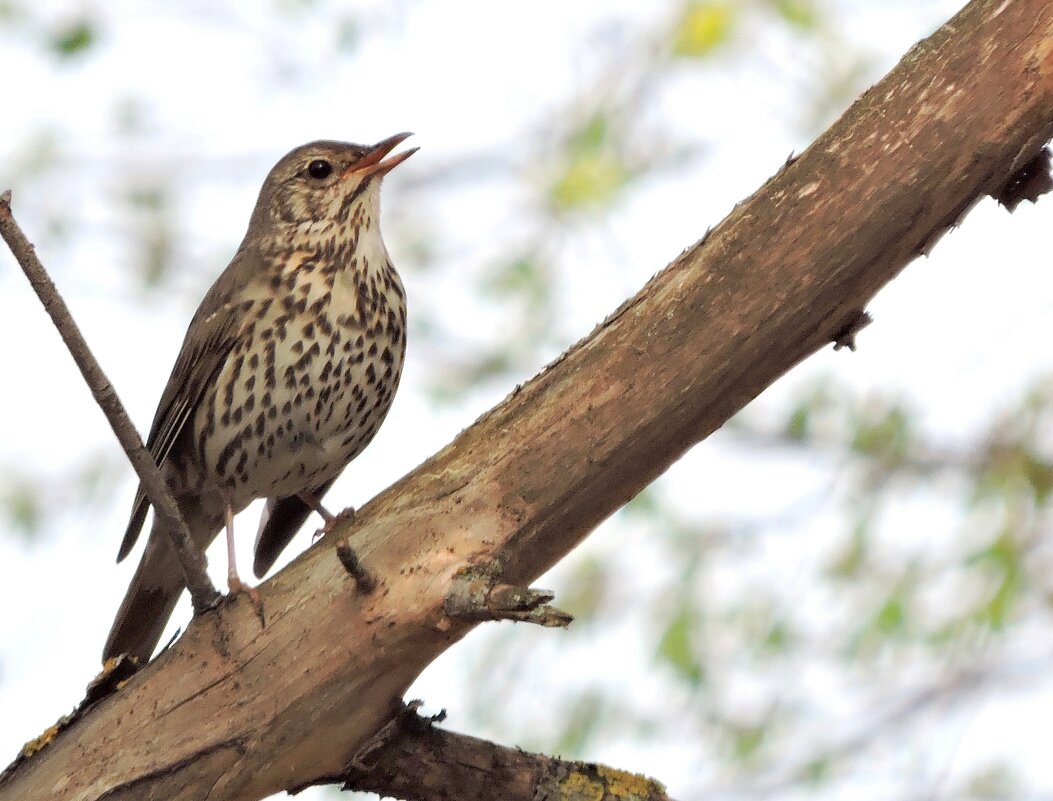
(443, 562, 573, 628)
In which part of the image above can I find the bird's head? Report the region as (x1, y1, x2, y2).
(249, 133, 416, 246)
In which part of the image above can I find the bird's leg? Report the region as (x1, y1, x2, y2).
(298, 490, 356, 539)
(225, 504, 264, 623)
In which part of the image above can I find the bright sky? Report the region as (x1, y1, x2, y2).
(1, 2, 1050, 799)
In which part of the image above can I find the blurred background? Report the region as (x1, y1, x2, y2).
(1, 1, 1051, 799)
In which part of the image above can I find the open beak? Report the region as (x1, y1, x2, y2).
(343, 132, 417, 180)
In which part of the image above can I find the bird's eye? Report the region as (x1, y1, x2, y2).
(307, 159, 332, 180)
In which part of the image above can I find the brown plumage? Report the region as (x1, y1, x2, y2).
(104, 134, 415, 663)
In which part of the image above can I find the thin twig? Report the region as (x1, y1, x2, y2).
(0, 190, 221, 615)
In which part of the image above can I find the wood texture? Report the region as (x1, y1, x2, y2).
(2, 0, 1051, 798)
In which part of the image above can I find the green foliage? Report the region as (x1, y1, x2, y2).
(766, 0, 819, 29)
(554, 691, 605, 755)
(49, 20, 95, 58)
(727, 718, 768, 763)
(1, 478, 41, 538)
(964, 529, 1023, 630)
(549, 114, 633, 212)
(671, 1, 735, 57)
(657, 607, 705, 686)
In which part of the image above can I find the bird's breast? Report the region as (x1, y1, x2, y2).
(190, 247, 407, 508)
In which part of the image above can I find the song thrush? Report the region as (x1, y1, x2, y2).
(103, 134, 415, 663)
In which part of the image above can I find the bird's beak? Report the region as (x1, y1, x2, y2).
(343, 132, 417, 180)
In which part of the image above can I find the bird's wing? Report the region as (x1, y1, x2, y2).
(117, 245, 262, 562)
(252, 475, 340, 578)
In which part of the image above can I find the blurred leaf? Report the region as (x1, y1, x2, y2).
(657, 607, 705, 686)
(49, 20, 95, 58)
(573, 113, 611, 152)
(762, 618, 791, 653)
(851, 576, 914, 656)
(2, 480, 42, 539)
(784, 404, 810, 441)
(550, 150, 630, 211)
(483, 256, 547, 304)
(728, 719, 767, 763)
(875, 592, 905, 633)
(780, 380, 832, 441)
(554, 691, 603, 756)
(799, 757, 830, 785)
(826, 517, 869, 579)
(767, 0, 819, 29)
(966, 530, 1022, 630)
(1022, 450, 1053, 504)
(560, 556, 610, 622)
(850, 402, 912, 466)
(672, 1, 734, 58)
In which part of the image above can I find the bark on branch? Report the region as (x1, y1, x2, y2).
(293, 703, 673, 801)
(1, 0, 1051, 799)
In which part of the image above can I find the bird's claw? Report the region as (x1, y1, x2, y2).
(313, 505, 356, 540)
(228, 575, 265, 626)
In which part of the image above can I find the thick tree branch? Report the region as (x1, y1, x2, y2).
(294, 703, 673, 801)
(0, 192, 221, 616)
(1, 0, 1051, 799)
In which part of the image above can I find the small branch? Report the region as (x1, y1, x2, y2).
(832, 310, 872, 352)
(0, 191, 220, 615)
(336, 540, 377, 594)
(993, 146, 1053, 211)
(443, 563, 573, 628)
(297, 702, 675, 801)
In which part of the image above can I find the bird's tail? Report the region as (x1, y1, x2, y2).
(103, 507, 219, 664)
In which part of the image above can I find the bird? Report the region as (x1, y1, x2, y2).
(103, 133, 416, 664)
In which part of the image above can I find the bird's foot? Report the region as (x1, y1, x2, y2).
(313, 505, 356, 540)
(228, 575, 265, 626)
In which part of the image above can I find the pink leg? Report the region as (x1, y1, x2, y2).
(225, 504, 264, 622)
(298, 491, 356, 538)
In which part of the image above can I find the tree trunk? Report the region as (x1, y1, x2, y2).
(2, 0, 1051, 798)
